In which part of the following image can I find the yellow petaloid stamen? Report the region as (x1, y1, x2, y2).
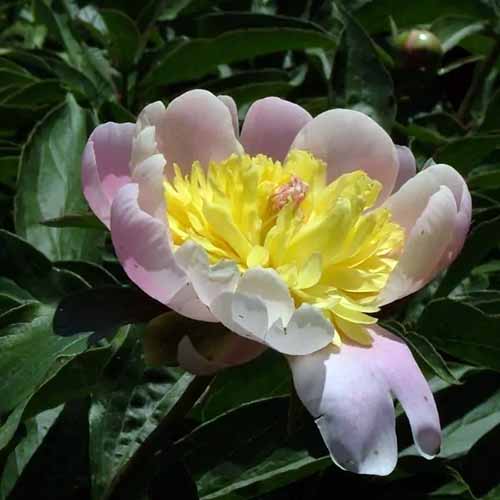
(164, 150, 405, 347)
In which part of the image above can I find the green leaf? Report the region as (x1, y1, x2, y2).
(2, 400, 92, 499)
(418, 298, 500, 371)
(101, 9, 140, 70)
(440, 388, 500, 459)
(480, 89, 500, 132)
(194, 350, 290, 422)
(405, 331, 461, 385)
(430, 467, 477, 499)
(24, 328, 128, 418)
(340, 7, 396, 131)
(142, 28, 337, 88)
(0, 303, 88, 415)
(0, 57, 32, 76)
(77, 5, 108, 41)
(436, 136, 500, 176)
(55, 260, 119, 287)
(53, 286, 166, 337)
(15, 94, 105, 261)
(33, 0, 114, 103)
(41, 213, 106, 230)
(0, 68, 37, 89)
(89, 331, 195, 500)
(158, 0, 196, 21)
(0, 230, 88, 303)
(0, 277, 34, 303)
(436, 214, 500, 297)
(195, 12, 330, 37)
(0, 401, 30, 451)
(2, 50, 54, 78)
(468, 168, 500, 190)
(484, 485, 500, 500)
(220, 81, 294, 109)
(177, 397, 330, 500)
(356, 0, 493, 34)
(0, 405, 64, 500)
(383, 321, 460, 385)
(46, 54, 101, 102)
(0, 80, 65, 108)
(0, 155, 18, 188)
(431, 15, 486, 53)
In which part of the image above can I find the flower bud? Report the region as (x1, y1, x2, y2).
(393, 29, 443, 70)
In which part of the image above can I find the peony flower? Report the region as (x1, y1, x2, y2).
(82, 90, 471, 476)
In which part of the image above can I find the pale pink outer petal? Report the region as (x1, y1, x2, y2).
(380, 164, 471, 305)
(174, 241, 240, 308)
(131, 154, 166, 219)
(287, 327, 440, 475)
(130, 101, 166, 171)
(370, 326, 441, 459)
(167, 282, 217, 322)
(177, 334, 266, 375)
(156, 89, 243, 175)
(393, 145, 417, 192)
(136, 101, 166, 133)
(290, 109, 398, 203)
(288, 342, 397, 475)
(112, 153, 219, 321)
(218, 94, 239, 137)
(110, 183, 187, 305)
(82, 122, 135, 227)
(240, 97, 312, 162)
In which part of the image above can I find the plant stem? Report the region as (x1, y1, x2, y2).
(108, 374, 214, 500)
(457, 37, 500, 125)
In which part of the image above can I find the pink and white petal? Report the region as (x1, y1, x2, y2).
(287, 344, 398, 475)
(438, 178, 472, 269)
(156, 89, 243, 174)
(175, 241, 240, 306)
(393, 145, 416, 192)
(398, 164, 472, 269)
(177, 335, 226, 375)
(380, 186, 457, 305)
(110, 183, 187, 304)
(291, 109, 398, 203)
(131, 153, 166, 219)
(265, 304, 334, 355)
(384, 164, 469, 232)
(240, 97, 312, 162)
(177, 333, 266, 375)
(131, 126, 158, 169)
(209, 292, 265, 344)
(131, 101, 166, 171)
(211, 291, 333, 355)
(231, 292, 270, 342)
(136, 101, 165, 133)
(218, 94, 239, 136)
(236, 268, 294, 326)
(380, 164, 471, 304)
(370, 326, 441, 458)
(167, 282, 217, 322)
(288, 327, 440, 475)
(82, 143, 110, 227)
(82, 122, 135, 227)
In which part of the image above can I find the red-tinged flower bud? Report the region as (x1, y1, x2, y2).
(393, 29, 443, 70)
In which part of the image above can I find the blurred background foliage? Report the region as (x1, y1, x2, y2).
(1, 0, 500, 499)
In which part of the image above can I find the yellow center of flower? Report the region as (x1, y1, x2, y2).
(164, 150, 404, 346)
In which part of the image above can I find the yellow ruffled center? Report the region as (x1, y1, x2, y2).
(164, 150, 404, 346)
